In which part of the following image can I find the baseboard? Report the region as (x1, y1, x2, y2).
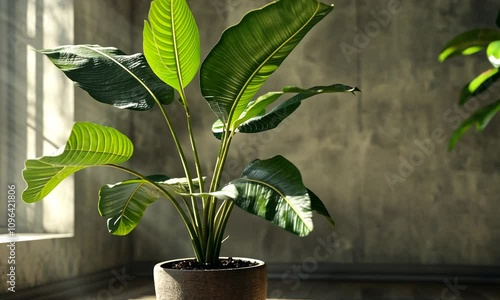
(266, 263, 500, 283)
(2, 262, 499, 299)
(129, 261, 500, 284)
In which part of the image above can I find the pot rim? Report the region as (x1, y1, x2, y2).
(155, 257, 266, 272)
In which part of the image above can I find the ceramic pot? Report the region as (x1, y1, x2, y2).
(153, 257, 267, 300)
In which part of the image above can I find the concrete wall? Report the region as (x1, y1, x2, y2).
(131, 0, 500, 266)
(2, 0, 500, 293)
(0, 0, 136, 292)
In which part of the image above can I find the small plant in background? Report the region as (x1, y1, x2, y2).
(439, 9, 500, 150)
(21, 0, 359, 266)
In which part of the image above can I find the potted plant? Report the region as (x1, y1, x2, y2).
(21, 0, 359, 299)
(439, 9, 500, 150)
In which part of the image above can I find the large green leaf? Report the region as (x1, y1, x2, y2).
(99, 175, 168, 235)
(40, 45, 174, 110)
(99, 175, 208, 235)
(226, 155, 314, 236)
(201, 0, 334, 126)
(449, 99, 500, 150)
(439, 29, 500, 62)
(22, 122, 134, 203)
(143, 0, 200, 92)
(233, 92, 284, 129)
(99, 175, 201, 235)
(459, 68, 500, 105)
(212, 84, 359, 138)
(238, 84, 359, 134)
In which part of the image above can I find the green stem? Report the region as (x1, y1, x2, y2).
(204, 129, 235, 263)
(203, 132, 228, 244)
(181, 99, 205, 192)
(156, 104, 195, 190)
(106, 164, 204, 260)
(209, 131, 234, 192)
(158, 104, 204, 252)
(178, 88, 206, 259)
(213, 200, 234, 258)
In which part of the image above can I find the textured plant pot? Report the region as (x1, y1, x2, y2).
(153, 257, 267, 300)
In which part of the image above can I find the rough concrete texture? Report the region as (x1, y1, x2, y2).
(0, 0, 135, 292)
(1, 0, 500, 293)
(131, 0, 500, 266)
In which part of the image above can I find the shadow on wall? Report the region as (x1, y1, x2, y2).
(129, 0, 500, 266)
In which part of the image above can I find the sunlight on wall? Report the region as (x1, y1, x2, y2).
(0, 0, 74, 238)
(40, 0, 75, 234)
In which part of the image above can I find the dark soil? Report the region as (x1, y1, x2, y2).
(162, 257, 258, 270)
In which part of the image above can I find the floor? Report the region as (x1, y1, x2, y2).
(67, 278, 500, 300)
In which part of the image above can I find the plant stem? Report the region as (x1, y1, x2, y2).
(209, 131, 234, 192)
(213, 200, 234, 258)
(158, 104, 205, 255)
(201, 133, 222, 263)
(178, 88, 207, 260)
(156, 104, 196, 190)
(181, 100, 205, 193)
(105, 164, 204, 260)
(204, 129, 235, 263)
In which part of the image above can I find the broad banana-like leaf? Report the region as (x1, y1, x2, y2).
(238, 84, 359, 134)
(40, 45, 174, 110)
(143, 0, 200, 92)
(23, 122, 133, 203)
(212, 84, 359, 138)
(201, 0, 333, 126)
(225, 155, 314, 236)
(439, 29, 500, 62)
(99, 175, 201, 235)
(449, 99, 500, 150)
(487, 40, 500, 67)
(234, 92, 284, 129)
(307, 188, 335, 228)
(99, 175, 168, 235)
(459, 68, 500, 105)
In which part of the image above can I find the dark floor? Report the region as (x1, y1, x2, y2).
(66, 278, 500, 300)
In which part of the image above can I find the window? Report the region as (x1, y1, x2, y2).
(0, 0, 74, 241)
